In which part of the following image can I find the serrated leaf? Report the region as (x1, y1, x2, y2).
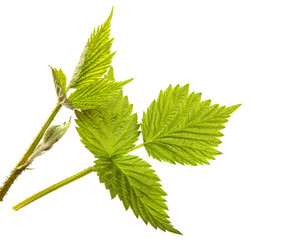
(94, 155, 181, 235)
(104, 66, 115, 81)
(68, 8, 115, 89)
(68, 77, 132, 110)
(75, 91, 139, 158)
(141, 84, 240, 165)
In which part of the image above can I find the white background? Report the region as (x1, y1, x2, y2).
(0, 1, 284, 239)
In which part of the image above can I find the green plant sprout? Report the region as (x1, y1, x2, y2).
(0, 8, 240, 235)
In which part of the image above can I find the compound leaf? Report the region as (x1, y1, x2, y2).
(68, 8, 115, 89)
(141, 84, 240, 165)
(94, 155, 181, 235)
(75, 91, 139, 158)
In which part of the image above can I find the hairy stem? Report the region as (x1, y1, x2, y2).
(13, 166, 94, 211)
(12, 142, 145, 209)
(0, 103, 62, 201)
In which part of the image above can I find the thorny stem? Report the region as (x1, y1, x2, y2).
(0, 103, 62, 201)
(13, 166, 94, 211)
(13, 143, 146, 210)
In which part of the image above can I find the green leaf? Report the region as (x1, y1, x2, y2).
(104, 66, 115, 81)
(68, 76, 132, 110)
(94, 155, 182, 235)
(50, 66, 74, 109)
(17, 118, 71, 170)
(50, 66, 67, 95)
(75, 91, 139, 158)
(43, 118, 71, 149)
(141, 84, 240, 165)
(68, 8, 115, 89)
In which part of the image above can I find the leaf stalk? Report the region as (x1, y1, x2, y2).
(128, 143, 145, 152)
(13, 166, 94, 211)
(13, 142, 146, 209)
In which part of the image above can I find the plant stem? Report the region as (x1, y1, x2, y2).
(0, 103, 62, 201)
(128, 143, 145, 152)
(13, 166, 94, 211)
(12, 142, 145, 209)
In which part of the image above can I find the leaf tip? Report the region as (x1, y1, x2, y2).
(227, 103, 242, 114)
(169, 227, 183, 235)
